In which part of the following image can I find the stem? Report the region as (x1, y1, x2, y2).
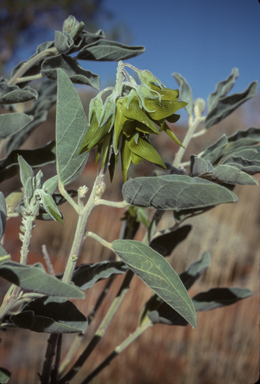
(41, 334, 59, 384)
(8, 47, 58, 86)
(80, 321, 153, 384)
(84, 231, 112, 249)
(172, 115, 206, 168)
(58, 270, 134, 384)
(95, 199, 129, 208)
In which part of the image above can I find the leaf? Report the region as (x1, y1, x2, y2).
(72, 261, 128, 290)
(0, 77, 37, 105)
(122, 174, 238, 210)
(128, 136, 166, 169)
(192, 287, 252, 311)
(150, 225, 192, 257)
(41, 55, 100, 89)
(207, 68, 239, 113)
(42, 175, 58, 195)
(77, 39, 145, 61)
(190, 155, 258, 185)
(0, 261, 85, 299)
(0, 367, 11, 383)
(205, 81, 258, 129)
(38, 190, 64, 224)
(11, 296, 88, 333)
(211, 164, 258, 185)
(172, 73, 193, 115)
(173, 205, 215, 223)
(179, 252, 211, 290)
(0, 113, 33, 140)
(54, 31, 74, 54)
(0, 192, 7, 239)
(223, 155, 260, 175)
(200, 134, 228, 163)
(0, 245, 9, 259)
(17, 155, 34, 189)
(0, 141, 56, 183)
(112, 240, 197, 328)
(56, 69, 89, 186)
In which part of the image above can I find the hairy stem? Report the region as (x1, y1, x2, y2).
(8, 47, 58, 86)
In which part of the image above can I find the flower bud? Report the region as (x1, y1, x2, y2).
(62, 16, 84, 39)
(194, 98, 206, 118)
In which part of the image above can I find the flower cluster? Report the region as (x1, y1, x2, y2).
(80, 63, 187, 182)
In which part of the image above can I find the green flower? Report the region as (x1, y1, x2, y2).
(79, 63, 187, 182)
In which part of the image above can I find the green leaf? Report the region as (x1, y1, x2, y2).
(112, 240, 197, 328)
(179, 252, 211, 290)
(17, 155, 34, 189)
(150, 225, 192, 257)
(56, 69, 89, 186)
(172, 73, 193, 115)
(0, 245, 9, 259)
(77, 39, 145, 61)
(72, 261, 128, 290)
(42, 175, 58, 195)
(128, 136, 166, 169)
(54, 31, 74, 54)
(41, 55, 100, 89)
(38, 190, 64, 224)
(205, 81, 258, 129)
(207, 68, 239, 113)
(0, 77, 38, 105)
(0, 192, 7, 239)
(0, 367, 11, 383)
(223, 155, 260, 175)
(0, 141, 56, 183)
(0, 261, 85, 299)
(190, 155, 213, 176)
(122, 175, 238, 210)
(0, 113, 33, 140)
(11, 296, 88, 333)
(192, 287, 252, 311)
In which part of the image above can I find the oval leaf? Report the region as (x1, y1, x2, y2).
(0, 261, 84, 299)
(172, 73, 193, 115)
(56, 69, 89, 186)
(122, 175, 238, 210)
(0, 113, 33, 139)
(112, 239, 197, 328)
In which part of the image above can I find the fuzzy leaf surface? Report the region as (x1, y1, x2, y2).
(11, 296, 88, 333)
(192, 287, 252, 311)
(0, 192, 7, 239)
(112, 240, 197, 328)
(0, 113, 33, 139)
(77, 39, 145, 61)
(56, 69, 89, 186)
(122, 175, 238, 210)
(72, 261, 128, 290)
(0, 78, 38, 105)
(0, 261, 84, 299)
(179, 252, 211, 290)
(172, 73, 193, 115)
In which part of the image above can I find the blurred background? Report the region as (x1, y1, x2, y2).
(0, 1, 259, 383)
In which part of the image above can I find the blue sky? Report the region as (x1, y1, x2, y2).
(85, 0, 259, 107)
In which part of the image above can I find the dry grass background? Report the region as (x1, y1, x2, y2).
(0, 94, 259, 384)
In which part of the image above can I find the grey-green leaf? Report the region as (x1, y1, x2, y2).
(11, 296, 88, 333)
(211, 164, 258, 185)
(190, 155, 213, 176)
(18, 155, 34, 189)
(54, 31, 74, 54)
(72, 261, 128, 290)
(122, 175, 238, 210)
(0, 113, 33, 139)
(77, 39, 145, 61)
(200, 134, 228, 163)
(179, 252, 211, 290)
(0, 141, 56, 183)
(205, 81, 258, 129)
(172, 73, 193, 116)
(42, 175, 58, 195)
(56, 69, 89, 186)
(112, 239, 197, 328)
(192, 287, 252, 311)
(0, 77, 38, 105)
(38, 190, 64, 224)
(207, 68, 239, 113)
(41, 55, 100, 89)
(0, 367, 11, 383)
(0, 261, 84, 299)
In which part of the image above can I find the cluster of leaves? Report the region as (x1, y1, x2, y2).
(0, 15, 259, 384)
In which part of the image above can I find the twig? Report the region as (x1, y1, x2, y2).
(42, 245, 55, 276)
